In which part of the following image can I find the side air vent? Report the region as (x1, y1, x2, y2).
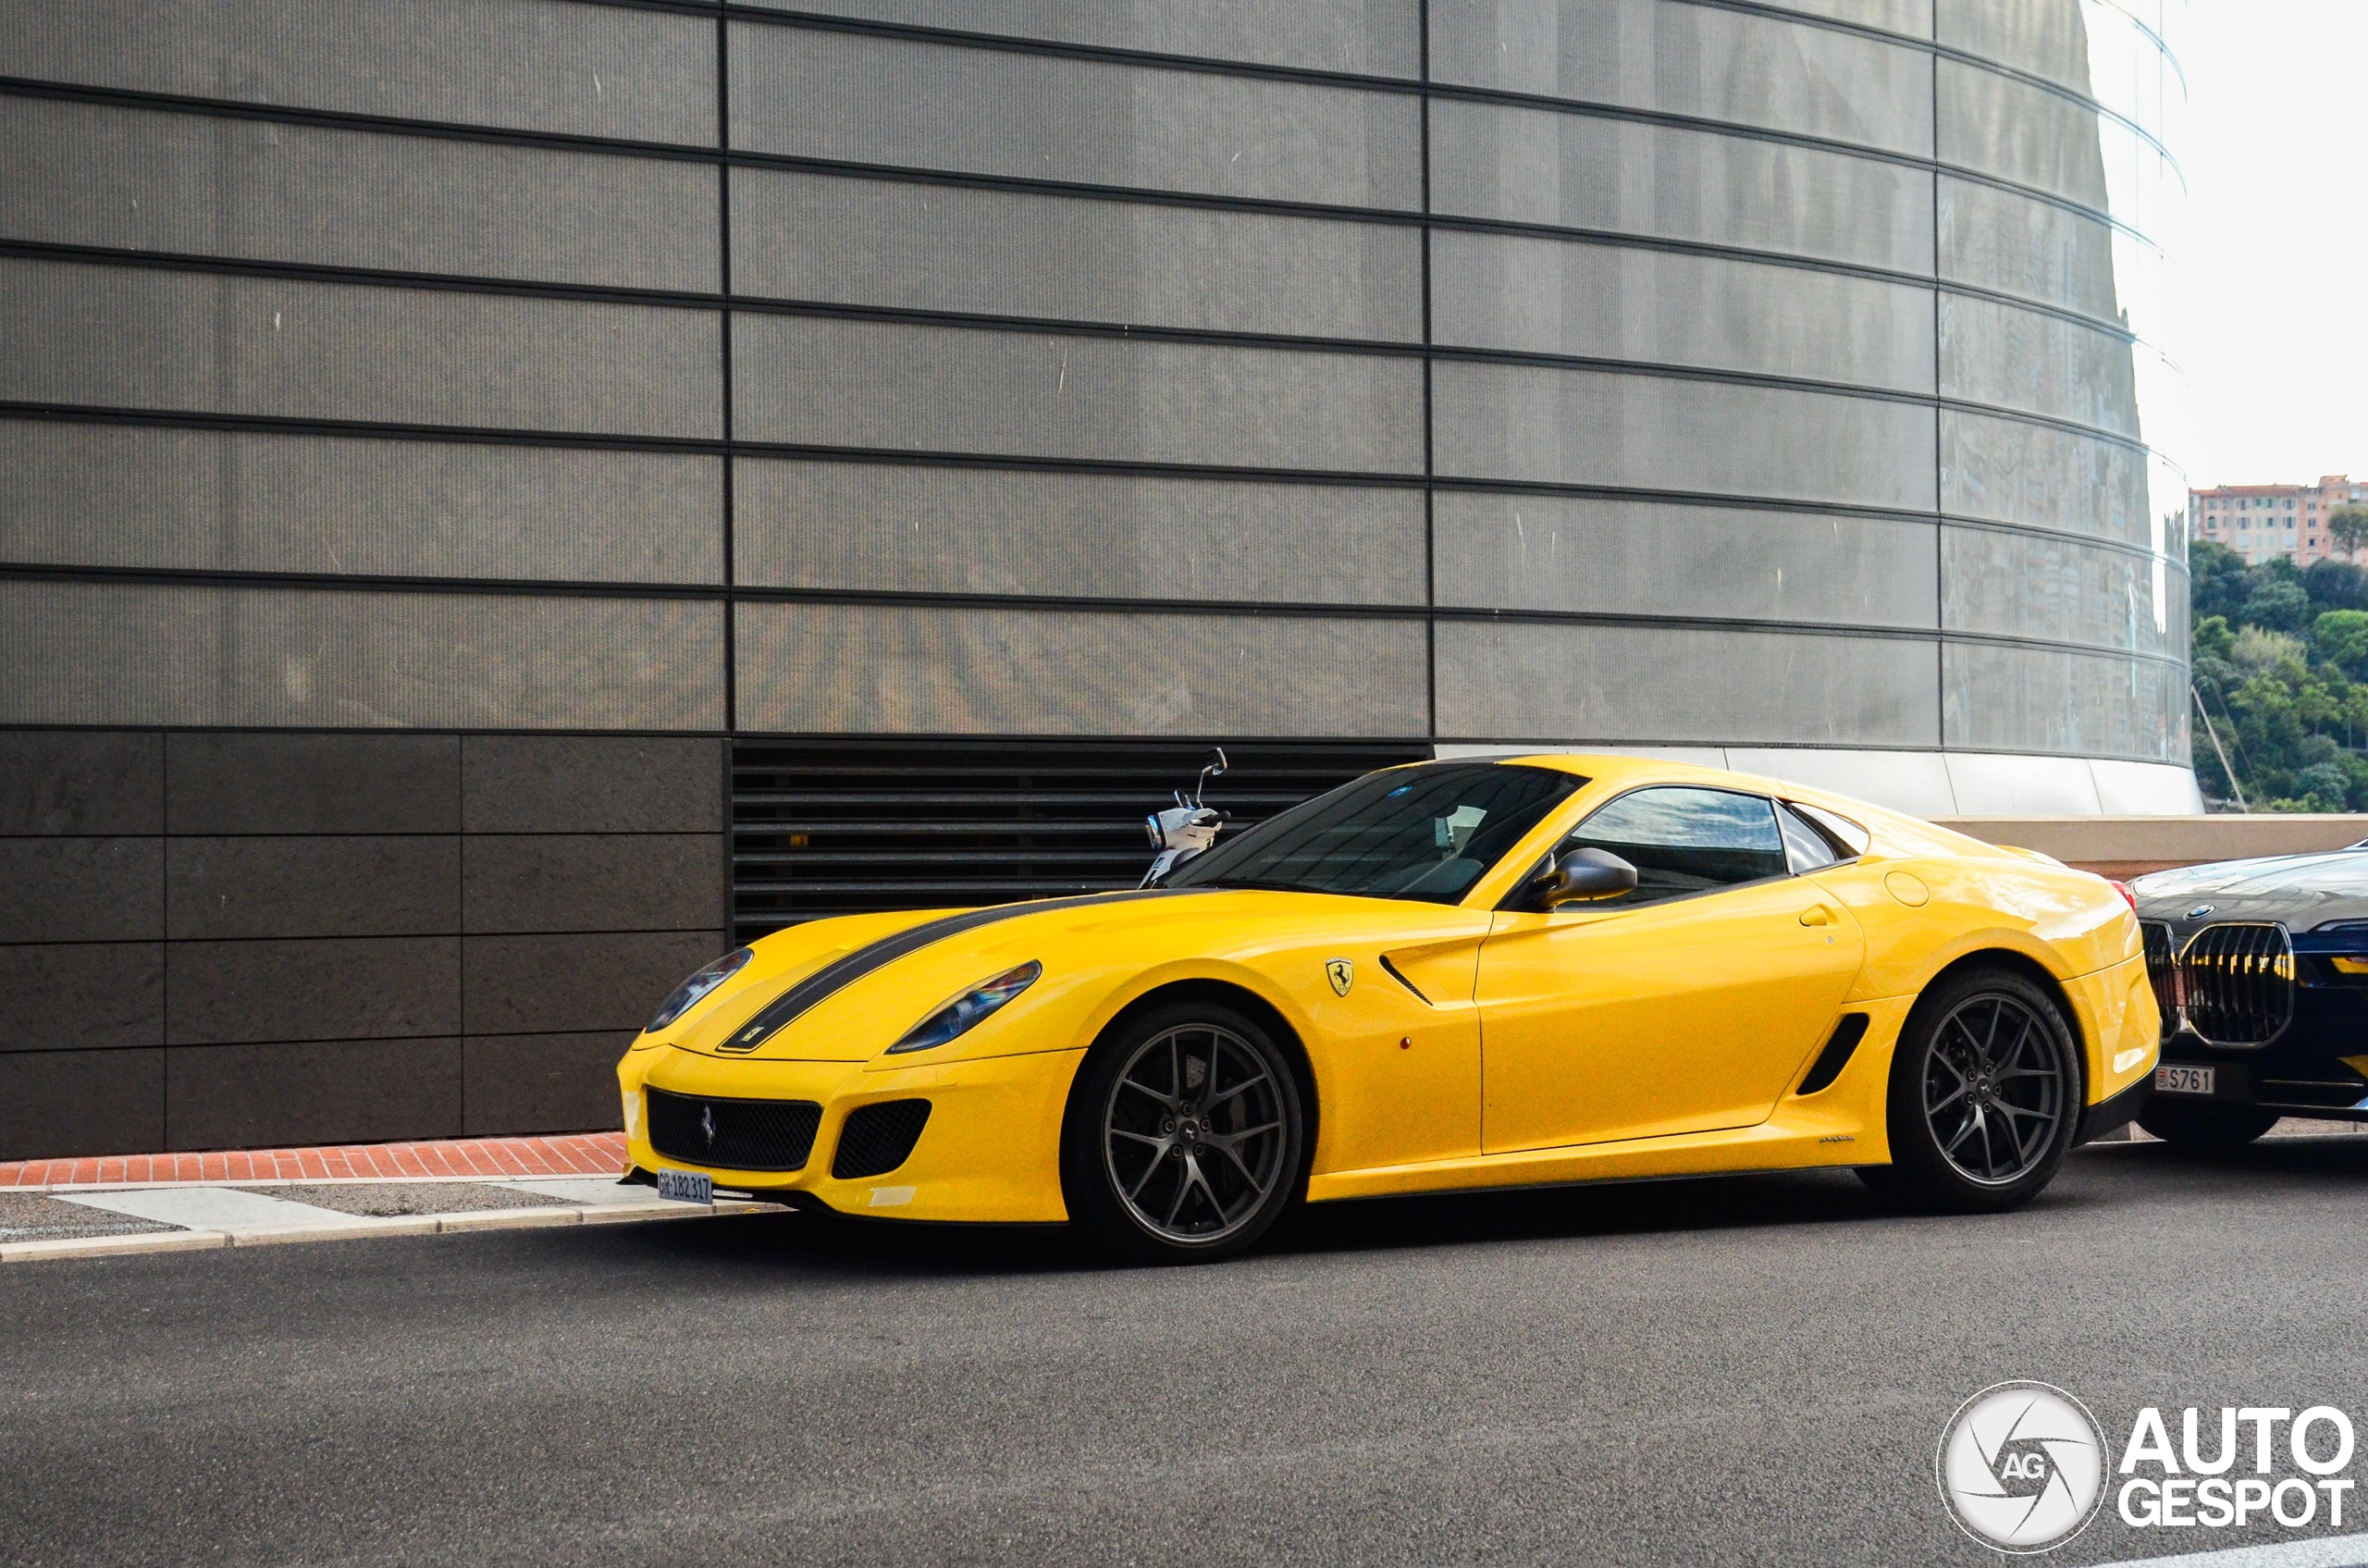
(1794, 1014, 1870, 1096)
(2179, 923, 2295, 1047)
(1378, 954, 1431, 1005)
(2140, 920, 2177, 1040)
(647, 1088, 821, 1172)
(832, 1099, 933, 1180)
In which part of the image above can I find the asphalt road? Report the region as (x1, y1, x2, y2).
(8, 1138, 2368, 1568)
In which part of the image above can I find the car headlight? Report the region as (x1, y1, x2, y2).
(889, 961, 1042, 1054)
(643, 947, 752, 1034)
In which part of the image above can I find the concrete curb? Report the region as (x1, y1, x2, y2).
(0, 1197, 779, 1263)
(0, 1229, 230, 1262)
(11, 1175, 645, 1194)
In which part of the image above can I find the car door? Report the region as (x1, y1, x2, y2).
(1475, 787, 1867, 1153)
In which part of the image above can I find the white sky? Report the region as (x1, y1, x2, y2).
(2174, 2, 2368, 488)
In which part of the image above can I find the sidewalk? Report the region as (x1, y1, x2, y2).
(0, 1130, 779, 1266)
(0, 1130, 629, 1189)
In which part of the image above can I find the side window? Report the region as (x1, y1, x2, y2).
(1790, 801, 1870, 859)
(1558, 786, 1788, 907)
(1777, 802, 1841, 873)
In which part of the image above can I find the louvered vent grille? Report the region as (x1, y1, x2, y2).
(2140, 920, 2177, 1039)
(832, 1100, 933, 1180)
(646, 1088, 821, 1173)
(731, 740, 1428, 945)
(2179, 922, 2295, 1047)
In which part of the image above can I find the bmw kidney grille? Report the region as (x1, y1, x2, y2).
(2142, 921, 2296, 1048)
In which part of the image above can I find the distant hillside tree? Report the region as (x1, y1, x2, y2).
(2186, 538, 2368, 811)
(2331, 505, 2368, 560)
(2304, 558, 2368, 612)
(2316, 610, 2368, 681)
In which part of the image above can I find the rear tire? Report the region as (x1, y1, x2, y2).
(1878, 968, 2083, 1214)
(2137, 1099, 2278, 1148)
(1059, 999, 1307, 1264)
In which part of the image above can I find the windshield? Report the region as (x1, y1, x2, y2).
(1167, 763, 1584, 904)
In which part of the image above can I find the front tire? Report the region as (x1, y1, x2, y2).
(2137, 1099, 2278, 1148)
(1876, 968, 2083, 1213)
(1060, 1000, 1307, 1264)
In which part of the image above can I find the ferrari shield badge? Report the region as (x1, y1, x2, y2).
(1326, 957, 1354, 996)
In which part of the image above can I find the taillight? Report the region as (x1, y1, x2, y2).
(2108, 880, 2139, 915)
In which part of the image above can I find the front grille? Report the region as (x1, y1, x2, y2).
(2180, 922, 2295, 1046)
(647, 1088, 821, 1172)
(832, 1099, 932, 1180)
(2140, 920, 2177, 1037)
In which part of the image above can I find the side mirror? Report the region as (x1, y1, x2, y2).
(1533, 846, 1638, 907)
(1187, 747, 1228, 807)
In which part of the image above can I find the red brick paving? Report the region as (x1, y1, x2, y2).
(0, 1131, 628, 1189)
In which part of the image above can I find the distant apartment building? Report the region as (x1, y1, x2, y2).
(2191, 476, 2365, 565)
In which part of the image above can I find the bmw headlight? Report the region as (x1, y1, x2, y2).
(889, 961, 1042, 1055)
(643, 947, 752, 1034)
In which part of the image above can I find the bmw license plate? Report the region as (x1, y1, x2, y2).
(2154, 1065, 2216, 1096)
(655, 1169, 713, 1204)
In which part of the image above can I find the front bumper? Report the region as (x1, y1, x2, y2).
(2153, 1027, 2368, 1119)
(2139, 919, 2368, 1114)
(617, 1044, 1084, 1223)
(2149, 958, 2368, 1118)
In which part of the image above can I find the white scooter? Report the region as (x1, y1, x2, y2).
(1141, 748, 1228, 886)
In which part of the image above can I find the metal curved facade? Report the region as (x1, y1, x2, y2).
(0, 0, 2196, 1157)
(0, 0, 2189, 813)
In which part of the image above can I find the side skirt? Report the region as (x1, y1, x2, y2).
(1305, 1118, 1881, 1204)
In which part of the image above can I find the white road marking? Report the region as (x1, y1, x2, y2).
(2101, 1532, 2368, 1567)
(55, 1187, 384, 1232)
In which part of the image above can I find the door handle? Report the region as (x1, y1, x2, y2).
(1799, 906, 1832, 927)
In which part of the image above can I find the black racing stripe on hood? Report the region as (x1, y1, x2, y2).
(721, 889, 1203, 1053)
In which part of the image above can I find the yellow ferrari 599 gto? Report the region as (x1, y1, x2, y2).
(619, 755, 2160, 1261)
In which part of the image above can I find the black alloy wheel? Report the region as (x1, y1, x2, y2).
(1867, 967, 2083, 1213)
(2137, 1098, 2279, 1148)
(1060, 999, 1306, 1263)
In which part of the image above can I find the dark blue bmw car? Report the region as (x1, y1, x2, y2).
(2132, 842, 2368, 1144)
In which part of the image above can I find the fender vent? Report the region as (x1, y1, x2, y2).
(647, 1088, 820, 1172)
(1377, 954, 1431, 1004)
(2179, 923, 2295, 1047)
(1795, 1014, 1869, 1096)
(832, 1100, 932, 1180)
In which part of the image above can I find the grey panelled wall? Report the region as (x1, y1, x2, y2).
(0, 734, 723, 1159)
(0, 0, 2192, 1155)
